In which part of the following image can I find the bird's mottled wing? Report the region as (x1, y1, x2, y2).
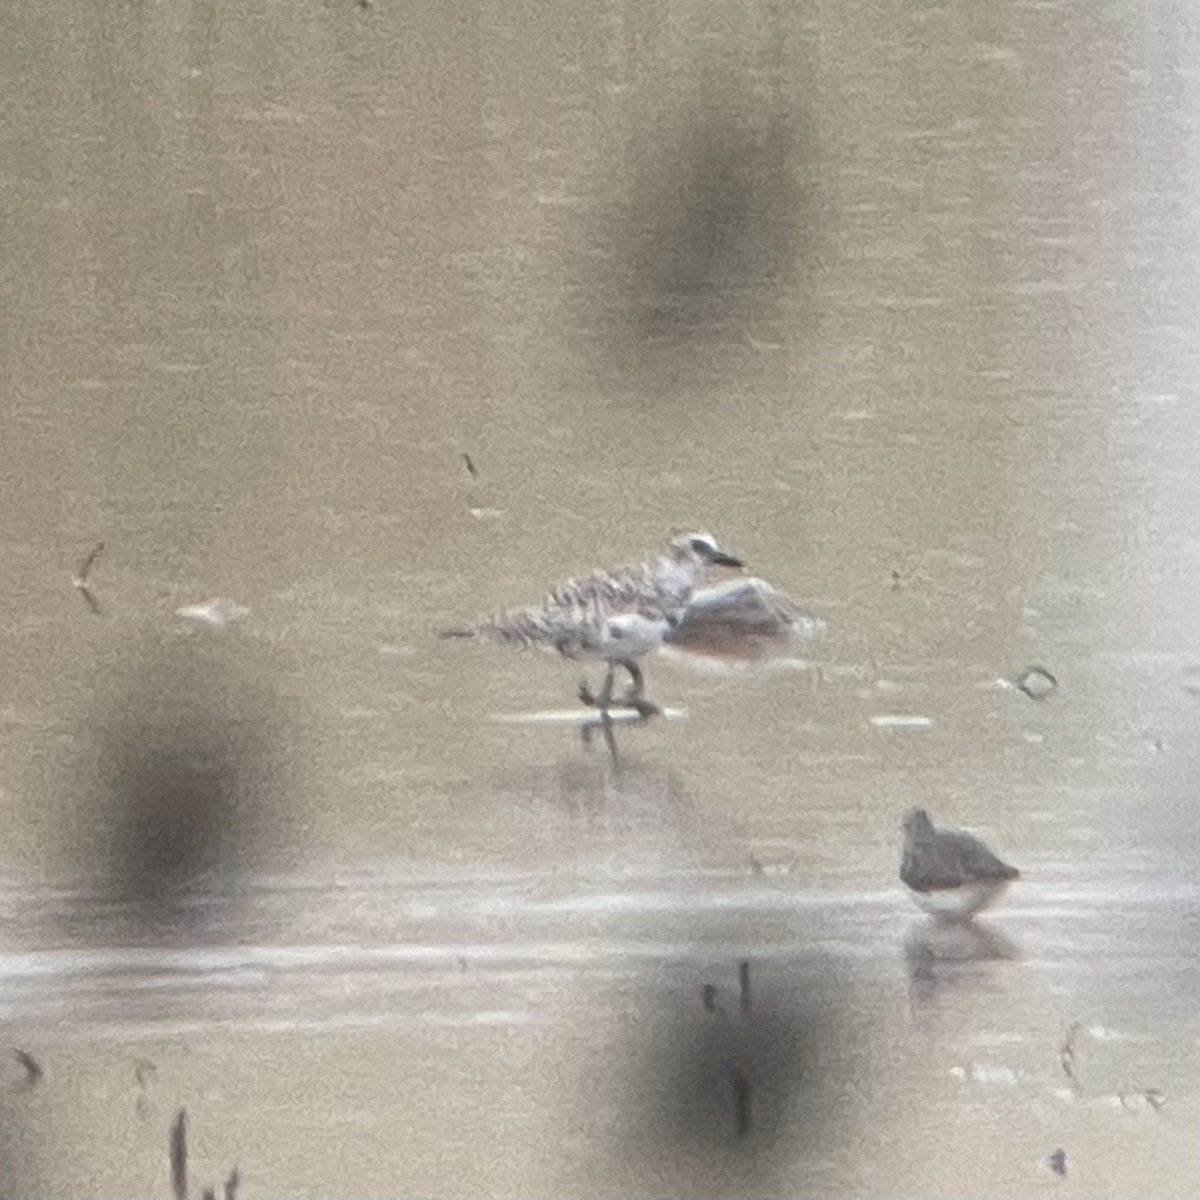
(940, 830, 1019, 882)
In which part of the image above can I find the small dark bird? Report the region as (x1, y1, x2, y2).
(899, 808, 1019, 921)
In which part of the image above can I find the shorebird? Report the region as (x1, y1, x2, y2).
(667, 575, 825, 658)
(441, 531, 744, 715)
(899, 808, 1020, 921)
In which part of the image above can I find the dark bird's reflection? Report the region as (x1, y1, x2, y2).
(903, 919, 1020, 1009)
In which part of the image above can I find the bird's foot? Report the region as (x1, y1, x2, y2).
(580, 679, 657, 720)
(621, 694, 661, 719)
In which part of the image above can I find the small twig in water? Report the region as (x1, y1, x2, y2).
(462, 452, 478, 480)
(737, 961, 751, 1011)
(170, 1108, 188, 1200)
(13, 1048, 43, 1086)
(1059, 1021, 1081, 1092)
(73, 541, 105, 615)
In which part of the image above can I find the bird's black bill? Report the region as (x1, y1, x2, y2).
(710, 552, 743, 568)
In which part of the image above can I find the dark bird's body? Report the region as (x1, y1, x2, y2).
(900, 808, 1019, 921)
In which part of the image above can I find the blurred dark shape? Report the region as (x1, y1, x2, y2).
(1048, 1147, 1067, 1176)
(904, 920, 1019, 1010)
(568, 956, 857, 1196)
(724, 1058, 753, 1139)
(11, 1049, 42, 1088)
(570, 80, 814, 399)
(61, 629, 296, 942)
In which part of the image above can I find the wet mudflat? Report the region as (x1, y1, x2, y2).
(1, 0, 1199, 1196)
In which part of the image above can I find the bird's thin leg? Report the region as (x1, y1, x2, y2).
(601, 711, 619, 766)
(620, 659, 645, 703)
(579, 661, 616, 710)
(578, 708, 621, 763)
(619, 659, 661, 719)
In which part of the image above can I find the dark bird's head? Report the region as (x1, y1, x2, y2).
(902, 808, 935, 840)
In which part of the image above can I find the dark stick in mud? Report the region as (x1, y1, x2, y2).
(170, 1108, 188, 1200)
(738, 960, 751, 1010)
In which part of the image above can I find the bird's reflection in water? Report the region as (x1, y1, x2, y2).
(904, 919, 1020, 1010)
(552, 749, 707, 869)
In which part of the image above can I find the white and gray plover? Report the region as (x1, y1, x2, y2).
(899, 808, 1020, 921)
(440, 531, 744, 716)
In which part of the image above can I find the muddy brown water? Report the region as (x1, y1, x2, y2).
(1, 0, 1198, 1196)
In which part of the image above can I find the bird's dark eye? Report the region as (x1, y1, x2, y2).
(609, 625, 624, 638)
(689, 537, 710, 553)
